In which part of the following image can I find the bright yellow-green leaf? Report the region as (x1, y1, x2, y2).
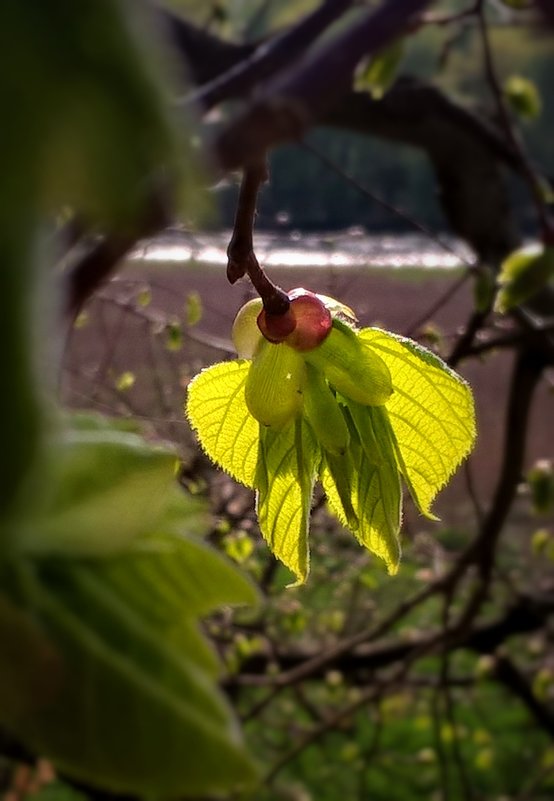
(359, 328, 475, 518)
(256, 421, 319, 583)
(186, 361, 259, 488)
(321, 404, 401, 573)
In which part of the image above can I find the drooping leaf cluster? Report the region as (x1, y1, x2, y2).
(187, 308, 476, 583)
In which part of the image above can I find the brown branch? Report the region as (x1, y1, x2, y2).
(476, 0, 554, 242)
(184, 0, 355, 112)
(261, 589, 554, 784)
(452, 321, 554, 363)
(470, 347, 546, 580)
(325, 81, 521, 264)
(231, 592, 554, 686)
(226, 160, 290, 314)
(63, 190, 170, 322)
(494, 654, 554, 739)
(163, 10, 256, 88)
(448, 309, 491, 366)
(213, 0, 435, 170)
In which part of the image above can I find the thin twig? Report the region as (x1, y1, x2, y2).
(302, 140, 475, 270)
(405, 271, 472, 338)
(185, 0, 355, 112)
(440, 594, 474, 801)
(227, 160, 290, 314)
(214, 0, 435, 170)
(476, 0, 554, 241)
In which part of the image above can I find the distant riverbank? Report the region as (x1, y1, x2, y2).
(130, 228, 473, 272)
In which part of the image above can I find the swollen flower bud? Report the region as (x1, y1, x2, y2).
(305, 320, 392, 406)
(303, 364, 349, 455)
(245, 340, 306, 430)
(285, 290, 332, 352)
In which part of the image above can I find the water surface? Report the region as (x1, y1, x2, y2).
(131, 229, 473, 271)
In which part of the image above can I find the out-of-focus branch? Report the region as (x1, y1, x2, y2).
(325, 80, 521, 264)
(494, 654, 554, 739)
(230, 592, 554, 686)
(476, 0, 554, 242)
(63, 192, 170, 322)
(469, 347, 546, 581)
(183, 0, 355, 112)
(213, 0, 434, 170)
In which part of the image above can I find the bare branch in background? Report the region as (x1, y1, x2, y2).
(183, 0, 355, 112)
(213, 0, 434, 169)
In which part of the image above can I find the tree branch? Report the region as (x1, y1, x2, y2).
(183, 0, 355, 112)
(213, 0, 434, 170)
(229, 592, 554, 686)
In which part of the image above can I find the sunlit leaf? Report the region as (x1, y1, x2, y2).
(186, 360, 259, 488)
(360, 328, 475, 518)
(321, 404, 401, 573)
(256, 421, 319, 583)
(223, 531, 255, 564)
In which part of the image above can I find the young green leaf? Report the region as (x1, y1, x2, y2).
(305, 321, 392, 406)
(321, 403, 401, 574)
(359, 328, 475, 518)
(527, 460, 554, 515)
(303, 363, 350, 456)
(185, 291, 203, 327)
(245, 341, 306, 429)
(495, 244, 554, 313)
(256, 421, 319, 583)
(186, 360, 259, 488)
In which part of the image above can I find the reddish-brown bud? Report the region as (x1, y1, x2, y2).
(285, 289, 332, 352)
(257, 308, 297, 343)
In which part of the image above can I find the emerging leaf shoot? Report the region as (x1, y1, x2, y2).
(187, 289, 476, 582)
(495, 243, 554, 312)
